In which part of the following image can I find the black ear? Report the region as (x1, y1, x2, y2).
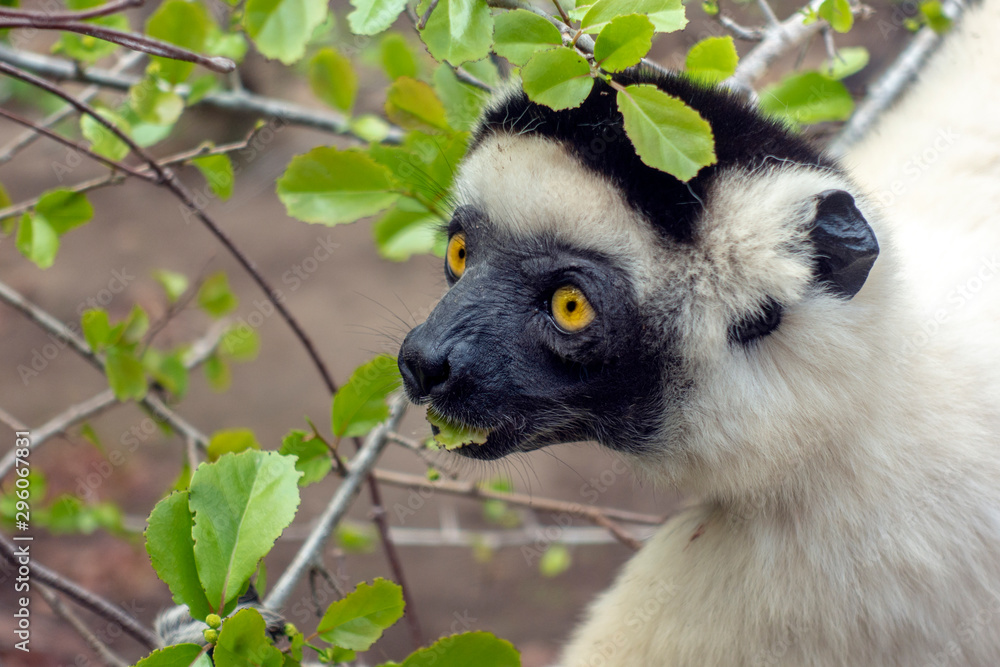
(809, 189, 879, 299)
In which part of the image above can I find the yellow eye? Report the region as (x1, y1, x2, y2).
(446, 232, 466, 280)
(551, 285, 595, 332)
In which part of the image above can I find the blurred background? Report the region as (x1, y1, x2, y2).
(0, 0, 914, 663)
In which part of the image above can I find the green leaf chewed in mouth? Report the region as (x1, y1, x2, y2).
(426, 409, 489, 450)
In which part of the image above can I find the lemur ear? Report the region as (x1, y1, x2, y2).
(809, 189, 880, 299)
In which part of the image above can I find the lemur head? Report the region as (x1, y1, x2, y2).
(398, 70, 882, 489)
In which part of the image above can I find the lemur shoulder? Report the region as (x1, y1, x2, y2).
(398, 1, 1000, 664)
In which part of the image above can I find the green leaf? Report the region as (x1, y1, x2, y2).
(145, 0, 212, 84)
(758, 71, 854, 126)
(492, 9, 562, 67)
(105, 346, 148, 400)
(205, 353, 231, 391)
(120, 305, 150, 344)
(380, 33, 419, 79)
(192, 153, 235, 201)
(351, 114, 393, 142)
(385, 77, 450, 131)
(398, 632, 520, 667)
(220, 325, 260, 361)
(277, 147, 400, 225)
(920, 0, 952, 32)
(187, 75, 220, 105)
(279, 430, 332, 486)
(594, 14, 654, 73)
(373, 201, 442, 261)
(521, 47, 594, 111)
(244, 0, 328, 64)
(16, 213, 59, 269)
(348, 0, 407, 35)
(144, 349, 189, 397)
(822, 46, 869, 80)
(130, 79, 185, 126)
(190, 450, 301, 610)
(617, 84, 716, 182)
(331, 355, 402, 438)
(214, 608, 285, 667)
(582, 0, 686, 34)
(206, 27, 249, 63)
(428, 408, 488, 450)
(40, 495, 123, 534)
(197, 272, 239, 318)
(145, 490, 214, 620)
(336, 521, 377, 553)
(80, 108, 131, 162)
(316, 579, 405, 650)
(81, 309, 111, 351)
(153, 269, 190, 303)
(685, 35, 738, 84)
(35, 189, 94, 235)
(818, 0, 852, 33)
(417, 0, 494, 65)
(309, 47, 357, 112)
(134, 644, 206, 667)
(53, 0, 129, 64)
(207, 428, 261, 462)
(432, 66, 490, 133)
(539, 544, 571, 577)
(368, 131, 467, 209)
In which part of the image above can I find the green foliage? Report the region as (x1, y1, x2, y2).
(189, 450, 301, 610)
(432, 65, 491, 132)
(214, 609, 284, 666)
(279, 429, 333, 485)
(492, 9, 562, 67)
(105, 346, 148, 400)
(539, 544, 572, 577)
(317, 578, 405, 650)
(331, 355, 401, 438)
(130, 79, 185, 126)
(521, 47, 594, 111)
(133, 644, 205, 667)
(759, 71, 854, 126)
(920, 0, 953, 33)
(197, 271, 239, 317)
(146, 490, 215, 620)
(685, 36, 738, 84)
(348, 0, 408, 35)
(823, 46, 869, 80)
(617, 84, 717, 182)
(192, 153, 235, 200)
(416, 0, 494, 65)
(145, 0, 212, 84)
(277, 147, 400, 225)
(244, 0, 328, 64)
(220, 324, 261, 361)
(309, 47, 358, 112)
(207, 428, 261, 461)
(143, 348, 189, 397)
(81, 107, 131, 161)
(581, 0, 686, 34)
(388, 632, 521, 667)
(380, 33, 420, 79)
(385, 77, 450, 131)
(594, 14, 654, 73)
(818, 0, 853, 33)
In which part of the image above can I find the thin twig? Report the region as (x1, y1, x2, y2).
(827, 0, 966, 157)
(756, 0, 781, 27)
(38, 586, 129, 667)
(0, 0, 143, 22)
(451, 65, 493, 93)
(0, 533, 160, 650)
(0, 51, 144, 167)
(416, 0, 439, 29)
(0, 22, 234, 73)
(0, 106, 155, 181)
(717, 14, 765, 41)
(0, 44, 403, 142)
(264, 399, 407, 610)
(371, 468, 666, 526)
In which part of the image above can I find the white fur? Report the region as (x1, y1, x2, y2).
(544, 3, 1000, 665)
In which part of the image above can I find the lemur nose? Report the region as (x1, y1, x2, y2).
(399, 323, 451, 401)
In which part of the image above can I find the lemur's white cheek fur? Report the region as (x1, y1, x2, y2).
(446, 0, 1000, 664)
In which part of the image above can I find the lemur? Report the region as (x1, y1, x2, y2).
(397, 1, 1000, 664)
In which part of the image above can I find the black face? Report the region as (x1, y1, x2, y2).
(398, 206, 667, 460)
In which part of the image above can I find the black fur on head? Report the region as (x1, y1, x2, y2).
(471, 69, 841, 244)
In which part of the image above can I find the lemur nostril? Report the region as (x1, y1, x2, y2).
(399, 325, 453, 400)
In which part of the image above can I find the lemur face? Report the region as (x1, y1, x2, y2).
(398, 74, 879, 461)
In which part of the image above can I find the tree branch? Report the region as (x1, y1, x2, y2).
(38, 586, 129, 667)
(264, 398, 407, 610)
(0, 0, 143, 22)
(827, 0, 966, 157)
(0, 533, 160, 650)
(0, 43, 404, 142)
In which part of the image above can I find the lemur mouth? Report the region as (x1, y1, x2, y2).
(424, 406, 546, 460)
